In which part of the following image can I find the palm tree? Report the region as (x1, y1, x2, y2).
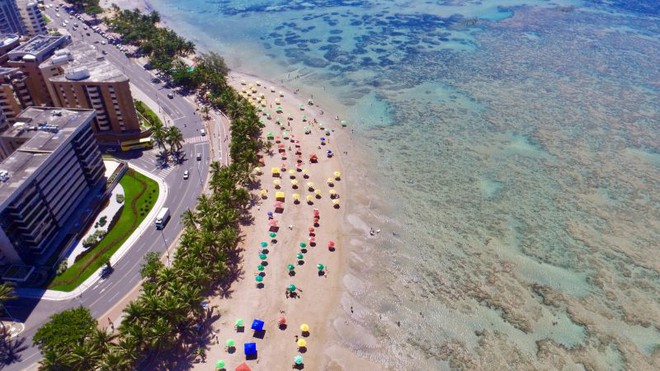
(165, 126, 184, 155)
(200, 105, 210, 120)
(180, 209, 198, 230)
(150, 121, 167, 153)
(0, 283, 15, 320)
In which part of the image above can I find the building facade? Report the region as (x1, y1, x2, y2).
(0, 0, 25, 35)
(5, 34, 71, 107)
(0, 107, 105, 266)
(42, 43, 142, 141)
(17, 1, 46, 36)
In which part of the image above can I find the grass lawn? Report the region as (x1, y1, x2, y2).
(48, 169, 159, 292)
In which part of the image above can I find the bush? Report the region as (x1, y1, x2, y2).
(116, 193, 125, 203)
(99, 216, 108, 227)
(56, 260, 68, 275)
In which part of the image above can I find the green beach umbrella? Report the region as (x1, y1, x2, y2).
(259, 253, 268, 260)
(297, 253, 304, 260)
(216, 360, 225, 369)
(226, 339, 235, 347)
(257, 265, 265, 271)
(302, 115, 307, 121)
(317, 264, 324, 271)
(235, 319, 244, 327)
(341, 120, 348, 127)
(260, 241, 268, 247)
(270, 232, 277, 239)
(300, 242, 307, 248)
(255, 275, 263, 283)
(294, 355, 304, 365)
(288, 284, 296, 292)
(266, 132, 274, 138)
(287, 264, 295, 271)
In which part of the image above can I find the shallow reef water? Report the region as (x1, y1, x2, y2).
(150, 0, 659, 368)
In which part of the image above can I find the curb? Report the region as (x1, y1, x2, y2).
(16, 165, 169, 301)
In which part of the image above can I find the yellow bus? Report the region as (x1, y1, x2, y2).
(121, 137, 153, 151)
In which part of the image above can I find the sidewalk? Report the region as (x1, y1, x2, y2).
(16, 165, 168, 301)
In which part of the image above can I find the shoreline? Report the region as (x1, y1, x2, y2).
(104, 1, 382, 368)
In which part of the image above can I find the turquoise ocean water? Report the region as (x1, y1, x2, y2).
(147, 0, 659, 368)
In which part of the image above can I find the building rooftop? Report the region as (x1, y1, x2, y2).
(0, 107, 95, 202)
(7, 35, 70, 63)
(0, 66, 18, 76)
(45, 42, 128, 83)
(0, 34, 20, 49)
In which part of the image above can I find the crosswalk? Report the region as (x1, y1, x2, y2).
(156, 165, 177, 179)
(185, 135, 208, 144)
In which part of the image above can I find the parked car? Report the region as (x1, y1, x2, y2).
(183, 170, 190, 179)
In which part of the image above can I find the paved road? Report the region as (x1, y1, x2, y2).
(2, 7, 230, 369)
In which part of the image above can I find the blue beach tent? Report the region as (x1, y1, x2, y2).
(251, 319, 265, 331)
(244, 342, 257, 355)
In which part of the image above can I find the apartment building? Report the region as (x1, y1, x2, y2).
(0, 107, 105, 266)
(5, 34, 71, 107)
(0, 0, 26, 35)
(42, 42, 141, 141)
(17, 0, 46, 36)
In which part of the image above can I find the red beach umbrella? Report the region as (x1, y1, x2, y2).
(313, 209, 320, 217)
(328, 241, 335, 248)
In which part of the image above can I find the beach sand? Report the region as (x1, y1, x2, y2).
(105, 1, 380, 367)
(190, 73, 374, 370)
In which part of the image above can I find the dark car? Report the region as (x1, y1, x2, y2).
(167, 92, 174, 99)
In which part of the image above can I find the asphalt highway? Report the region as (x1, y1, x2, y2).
(2, 7, 230, 369)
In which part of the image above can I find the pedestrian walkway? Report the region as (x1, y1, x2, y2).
(184, 135, 208, 144)
(156, 165, 177, 179)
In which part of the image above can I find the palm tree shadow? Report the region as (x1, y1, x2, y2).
(0, 329, 28, 366)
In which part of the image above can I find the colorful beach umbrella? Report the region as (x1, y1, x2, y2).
(260, 241, 268, 247)
(288, 284, 296, 292)
(297, 338, 307, 347)
(235, 319, 244, 327)
(226, 339, 235, 347)
(317, 264, 324, 271)
(216, 360, 225, 369)
(300, 323, 309, 332)
(257, 265, 265, 271)
(287, 264, 295, 271)
(297, 253, 304, 260)
(300, 242, 307, 248)
(270, 232, 277, 238)
(255, 275, 263, 283)
(294, 355, 304, 365)
(259, 253, 267, 260)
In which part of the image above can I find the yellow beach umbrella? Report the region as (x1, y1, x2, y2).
(292, 193, 301, 202)
(327, 177, 334, 185)
(276, 191, 285, 201)
(260, 189, 268, 198)
(332, 199, 340, 206)
(273, 179, 281, 187)
(329, 189, 337, 196)
(297, 339, 307, 347)
(275, 98, 281, 104)
(289, 169, 296, 178)
(271, 167, 280, 176)
(254, 167, 262, 175)
(306, 195, 313, 202)
(307, 182, 314, 190)
(300, 324, 309, 332)
(334, 171, 341, 180)
(314, 189, 321, 196)
(302, 169, 309, 175)
(291, 179, 299, 186)
(270, 86, 276, 92)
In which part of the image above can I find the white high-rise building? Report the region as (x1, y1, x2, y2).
(17, 0, 46, 36)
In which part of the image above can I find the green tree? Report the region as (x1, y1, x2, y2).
(34, 307, 108, 370)
(140, 251, 164, 283)
(165, 126, 184, 155)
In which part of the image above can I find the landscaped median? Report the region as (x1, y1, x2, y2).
(48, 168, 159, 292)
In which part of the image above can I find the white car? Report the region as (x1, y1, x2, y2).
(101, 40, 106, 45)
(183, 170, 190, 180)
